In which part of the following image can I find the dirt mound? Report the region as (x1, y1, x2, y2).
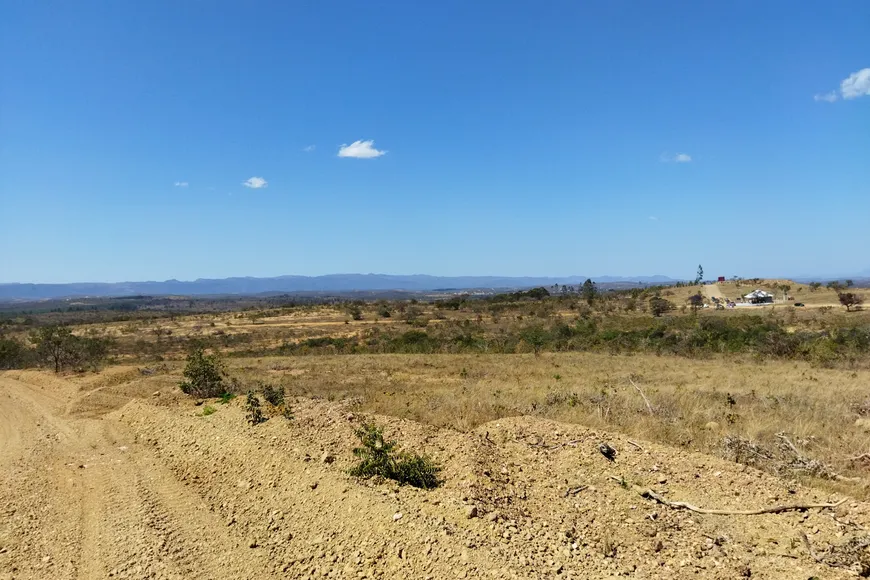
(3, 371, 870, 579)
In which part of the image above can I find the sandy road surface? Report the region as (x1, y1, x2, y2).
(0, 373, 275, 580)
(2, 369, 869, 579)
(702, 284, 725, 301)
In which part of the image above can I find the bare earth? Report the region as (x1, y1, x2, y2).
(702, 284, 726, 302)
(2, 369, 870, 579)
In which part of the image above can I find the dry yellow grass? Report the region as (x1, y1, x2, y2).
(222, 351, 870, 498)
(21, 280, 867, 500)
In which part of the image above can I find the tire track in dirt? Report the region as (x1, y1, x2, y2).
(1, 374, 276, 580)
(4, 370, 870, 579)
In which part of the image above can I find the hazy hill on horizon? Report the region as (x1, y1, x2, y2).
(0, 273, 679, 300)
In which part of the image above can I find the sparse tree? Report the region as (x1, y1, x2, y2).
(838, 292, 864, 312)
(581, 279, 597, 305)
(30, 326, 74, 373)
(808, 282, 821, 292)
(649, 296, 674, 317)
(688, 293, 705, 312)
(695, 265, 704, 285)
(520, 325, 548, 356)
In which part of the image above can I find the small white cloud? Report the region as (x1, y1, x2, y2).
(815, 68, 870, 102)
(814, 92, 838, 103)
(303, 145, 316, 152)
(648, 216, 659, 221)
(660, 152, 692, 163)
(174, 181, 189, 187)
(841, 68, 870, 100)
(338, 140, 386, 159)
(242, 176, 268, 189)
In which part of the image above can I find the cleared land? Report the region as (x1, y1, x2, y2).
(3, 366, 870, 579)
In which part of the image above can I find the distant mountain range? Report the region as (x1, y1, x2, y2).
(0, 274, 679, 300)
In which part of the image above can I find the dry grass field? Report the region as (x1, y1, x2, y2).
(3, 279, 870, 577)
(223, 352, 870, 498)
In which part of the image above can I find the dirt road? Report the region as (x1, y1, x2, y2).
(703, 283, 726, 302)
(0, 372, 279, 579)
(2, 368, 867, 578)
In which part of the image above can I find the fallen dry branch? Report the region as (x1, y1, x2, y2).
(800, 531, 822, 563)
(548, 439, 581, 450)
(609, 476, 847, 515)
(848, 453, 870, 463)
(564, 485, 588, 497)
(628, 377, 654, 415)
(626, 439, 645, 452)
(776, 433, 863, 483)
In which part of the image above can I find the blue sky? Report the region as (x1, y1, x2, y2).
(1, 1, 868, 283)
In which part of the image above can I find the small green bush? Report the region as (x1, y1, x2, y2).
(245, 391, 266, 425)
(0, 336, 30, 370)
(202, 405, 216, 416)
(179, 347, 225, 398)
(261, 383, 285, 406)
(349, 423, 441, 489)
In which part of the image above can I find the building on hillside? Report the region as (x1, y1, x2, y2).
(717, 276, 726, 283)
(743, 289, 774, 304)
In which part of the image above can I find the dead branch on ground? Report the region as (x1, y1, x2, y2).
(628, 377, 654, 415)
(626, 439, 645, 452)
(800, 531, 822, 563)
(564, 485, 588, 497)
(776, 433, 862, 483)
(609, 476, 847, 515)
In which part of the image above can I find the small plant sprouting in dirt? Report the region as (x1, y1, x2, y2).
(257, 382, 292, 419)
(554, 373, 562, 381)
(459, 367, 469, 379)
(245, 391, 266, 425)
(218, 392, 236, 404)
(349, 423, 442, 489)
(261, 383, 285, 406)
(201, 405, 216, 416)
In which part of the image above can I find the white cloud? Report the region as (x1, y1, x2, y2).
(814, 92, 838, 103)
(338, 140, 386, 159)
(660, 152, 692, 163)
(303, 145, 316, 152)
(242, 176, 268, 189)
(174, 181, 189, 187)
(648, 216, 659, 221)
(841, 68, 870, 100)
(815, 68, 870, 102)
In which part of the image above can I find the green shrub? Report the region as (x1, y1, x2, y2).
(261, 383, 285, 406)
(202, 405, 216, 416)
(179, 347, 225, 398)
(245, 391, 266, 425)
(349, 423, 441, 489)
(0, 336, 30, 369)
